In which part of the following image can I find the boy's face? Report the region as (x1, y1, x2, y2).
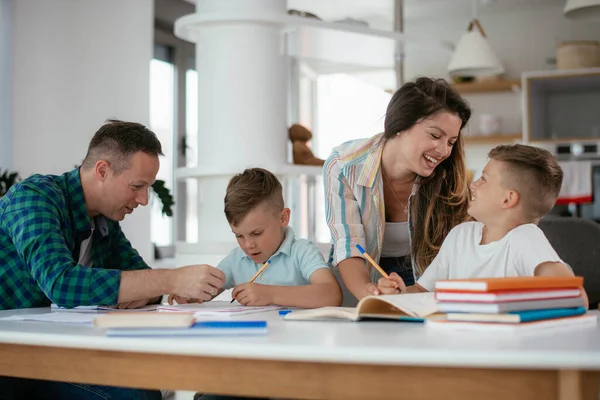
(468, 159, 511, 222)
(231, 204, 291, 264)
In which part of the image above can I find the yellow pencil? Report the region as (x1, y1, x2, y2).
(249, 259, 272, 283)
(231, 259, 272, 303)
(356, 244, 389, 279)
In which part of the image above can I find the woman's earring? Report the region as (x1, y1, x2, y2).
(396, 132, 401, 136)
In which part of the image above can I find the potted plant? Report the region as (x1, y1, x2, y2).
(0, 169, 20, 198)
(151, 180, 174, 217)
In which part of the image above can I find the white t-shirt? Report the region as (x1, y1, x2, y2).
(417, 221, 563, 292)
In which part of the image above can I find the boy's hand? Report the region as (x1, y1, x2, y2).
(232, 283, 273, 306)
(167, 294, 202, 305)
(367, 272, 407, 295)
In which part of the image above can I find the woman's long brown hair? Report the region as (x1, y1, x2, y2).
(383, 77, 472, 275)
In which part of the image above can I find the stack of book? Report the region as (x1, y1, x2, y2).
(427, 276, 597, 331)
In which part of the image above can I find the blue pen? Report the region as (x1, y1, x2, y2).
(355, 244, 389, 278)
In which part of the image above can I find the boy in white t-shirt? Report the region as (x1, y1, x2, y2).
(379, 144, 588, 307)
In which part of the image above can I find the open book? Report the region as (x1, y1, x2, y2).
(284, 292, 439, 322)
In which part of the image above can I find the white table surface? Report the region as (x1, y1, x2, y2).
(0, 308, 599, 371)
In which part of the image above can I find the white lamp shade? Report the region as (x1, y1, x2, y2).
(564, 0, 600, 20)
(448, 29, 505, 77)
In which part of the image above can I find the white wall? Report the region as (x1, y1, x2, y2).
(12, 0, 155, 261)
(0, 0, 14, 170)
(353, 2, 600, 176)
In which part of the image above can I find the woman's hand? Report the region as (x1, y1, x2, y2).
(366, 272, 407, 295)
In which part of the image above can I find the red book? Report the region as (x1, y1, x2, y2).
(434, 276, 583, 293)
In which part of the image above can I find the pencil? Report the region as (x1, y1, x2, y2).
(230, 259, 272, 303)
(355, 244, 389, 279)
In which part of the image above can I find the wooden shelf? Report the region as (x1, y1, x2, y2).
(464, 133, 522, 144)
(453, 79, 521, 94)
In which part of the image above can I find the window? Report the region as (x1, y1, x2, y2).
(150, 29, 196, 256)
(150, 52, 175, 247)
(313, 73, 392, 244)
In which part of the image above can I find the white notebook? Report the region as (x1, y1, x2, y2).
(51, 304, 159, 312)
(157, 301, 281, 317)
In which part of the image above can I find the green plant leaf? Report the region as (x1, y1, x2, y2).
(151, 179, 174, 217)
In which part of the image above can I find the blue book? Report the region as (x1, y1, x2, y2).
(105, 320, 268, 337)
(446, 307, 587, 324)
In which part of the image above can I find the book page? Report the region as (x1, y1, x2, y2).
(357, 292, 438, 318)
(0, 313, 97, 324)
(283, 307, 359, 321)
(51, 304, 159, 313)
(157, 301, 281, 317)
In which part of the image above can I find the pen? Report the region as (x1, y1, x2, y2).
(355, 244, 389, 279)
(231, 259, 272, 303)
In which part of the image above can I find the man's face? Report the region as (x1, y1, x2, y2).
(231, 204, 290, 264)
(99, 152, 160, 221)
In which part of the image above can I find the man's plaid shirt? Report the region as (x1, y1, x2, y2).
(0, 168, 150, 309)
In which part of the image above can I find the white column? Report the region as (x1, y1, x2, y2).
(177, 0, 289, 253)
(12, 0, 154, 262)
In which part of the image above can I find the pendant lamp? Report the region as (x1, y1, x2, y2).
(447, 19, 504, 77)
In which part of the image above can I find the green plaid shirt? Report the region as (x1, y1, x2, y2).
(0, 168, 150, 310)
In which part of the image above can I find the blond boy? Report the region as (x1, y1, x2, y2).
(379, 144, 588, 307)
(216, 168, 341, 307)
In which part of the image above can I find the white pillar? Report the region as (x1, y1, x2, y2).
(177, 0, 289, 251)
(12, 0, 154, 262)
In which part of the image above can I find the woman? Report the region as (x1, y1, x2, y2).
(323, 77, 472, 301)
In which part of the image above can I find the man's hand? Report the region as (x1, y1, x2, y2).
(167, 294, 202, 305)
(232, 283, 273, 306)
(170, 264, 225, 301)
(116, 298, 151, 309)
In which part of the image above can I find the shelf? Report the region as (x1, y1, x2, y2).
(464, 133, 522, 144)
(175, 12, 447, 74)
(453, 79, 521, 94)
(175, 164, 323, 180)
(175, 12, 405, 42)
(524, 70, 600, 143)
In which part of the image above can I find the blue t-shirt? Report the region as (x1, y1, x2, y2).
(217, 227, 330, 289)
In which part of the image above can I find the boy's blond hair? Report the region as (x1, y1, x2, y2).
(224, 168, 284, 227)
(488, 144, 563, 221)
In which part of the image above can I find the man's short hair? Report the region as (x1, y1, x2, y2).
(488, 144, 563, 220)
(81, 120, 163, 173)
(224, 168, 284, 227)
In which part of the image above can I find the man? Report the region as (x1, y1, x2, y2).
(0, 120, 225, 399)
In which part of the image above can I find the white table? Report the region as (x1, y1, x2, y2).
(0, 308, 598, 399)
